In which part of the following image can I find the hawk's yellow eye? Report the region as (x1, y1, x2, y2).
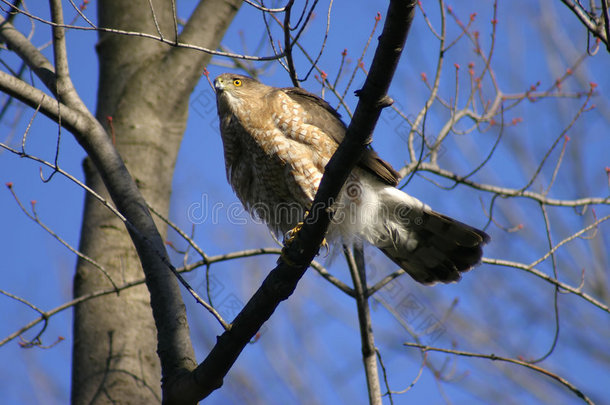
(233, 79, 242, 87)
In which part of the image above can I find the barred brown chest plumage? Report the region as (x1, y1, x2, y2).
(216, 75, 337, 232)
(219, 110, 311, 232)
(214, 73, 490, 285)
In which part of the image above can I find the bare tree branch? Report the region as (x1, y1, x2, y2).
(0, 245, 335, 349)
(344, 243, 382, 405)
(404, 342, 594, 405)
(0, 0, 282, 61)
(0, 70, 80, 130)
(401, 161, 610, 207)
(0, 14, 56, 92)
(559, 0, 609, 51)
(283, 0, 298, 86)
(170, 0, 242, 77)
(483, 256, 610, 314)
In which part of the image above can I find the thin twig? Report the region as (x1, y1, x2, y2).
(403, 343, 594, 405)
(6, 184, 119, 291)
(408, 0, 445, 161)
(146, 0, 164, 40)
(242, 0, 287, 13)
(529, 213, 610, 268)
(529, 203, 560, 364)
(340, 11, 381, 102)
(402, 162, 610, 207)
(0, 0, 286, 61)
(483, 254, 610, 315)
(376, 349, 394, 404)
(147, 202, 210, 264)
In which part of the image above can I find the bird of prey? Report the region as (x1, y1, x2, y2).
(214, 73, 490, 284)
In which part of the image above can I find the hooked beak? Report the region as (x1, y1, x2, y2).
(214, 77, 225, 93)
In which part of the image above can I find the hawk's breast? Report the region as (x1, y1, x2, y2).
(217, 87, 337, 234)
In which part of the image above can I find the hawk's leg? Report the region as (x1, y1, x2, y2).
(280, 211, 329, 266)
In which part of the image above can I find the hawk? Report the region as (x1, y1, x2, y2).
(214, 73, 490, 284)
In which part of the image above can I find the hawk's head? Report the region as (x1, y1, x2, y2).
(214, 73, 267, 98)
(214, 73, 268, 113)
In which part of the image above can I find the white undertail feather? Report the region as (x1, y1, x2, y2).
(331, 171, 490, 284)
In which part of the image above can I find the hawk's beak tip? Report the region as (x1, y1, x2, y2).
(214, 79, 223, 92)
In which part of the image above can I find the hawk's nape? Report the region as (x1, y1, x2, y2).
(213, 73, 490, 285)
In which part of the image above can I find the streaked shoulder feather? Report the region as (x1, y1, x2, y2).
(282, 87, 399, 186)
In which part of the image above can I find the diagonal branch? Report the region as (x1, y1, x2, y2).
(559, 0, 609, 50)
(602, 0, 610, 52)
(483, 256, 610, 314)
(283, 0, 299, 86)
(404, 342, 594, 405)
(162, 0, 419, 403)
(0, 14, 57, 93)
(0, 70, 80, 130)
(48, 0, 98, 115)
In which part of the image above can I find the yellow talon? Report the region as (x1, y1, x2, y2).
(280, 214, 306, 266)
(284, 210, 309, 245)
(280, 210, 330, 264)
(285, 221, 303, 245)
(320, 238, 330, 257)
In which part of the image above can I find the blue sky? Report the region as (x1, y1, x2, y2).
(1, 1, 609, 404)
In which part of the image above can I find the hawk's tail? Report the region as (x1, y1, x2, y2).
(342, 178, 490, 285)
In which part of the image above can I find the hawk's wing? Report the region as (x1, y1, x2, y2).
(282, 87, 400, 186)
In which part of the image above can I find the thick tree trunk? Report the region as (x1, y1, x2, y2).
(71, 1, 240, 403)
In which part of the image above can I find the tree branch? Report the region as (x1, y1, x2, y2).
(49, 0, 70, 82)
(283, 0, 299, 86)
(345, 244, 382, 405)
(0, 14, 57, 93)
(162, 0, 419, 402)
(483, 257, 610, 314)
(0, 70, 80, 131)
(402, 162, 610, 207)
(1, 1, 279, 61)
(169, 0, 242, 76)
(602, 0, 610, 52)
(404, 343, 594, 405)
(559, 0, 609, 51)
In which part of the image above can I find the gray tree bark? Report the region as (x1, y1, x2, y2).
(71, 1, 240, 403)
